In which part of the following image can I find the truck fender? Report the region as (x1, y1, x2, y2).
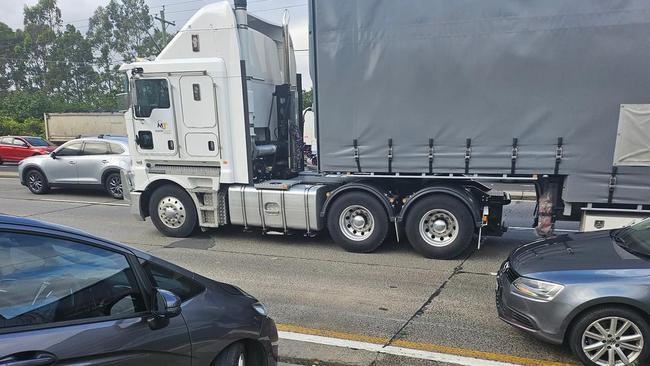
(139, 176, 203, 218)
(320, 183, 396, 222)
(397, 186, 481, 227)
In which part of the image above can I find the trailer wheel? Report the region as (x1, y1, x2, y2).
(405, 195, 473, 259)
(327, 192, 389, 253)
(149, 185, 198, 237)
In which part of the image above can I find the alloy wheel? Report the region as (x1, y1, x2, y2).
(157, 196, 186, 229)
(418, 209, 459, 247)
(28, 172, 44, 192)
(582, 316, 644, 366)
(338, 205, 375, 241)
(107, 175, 123, 197)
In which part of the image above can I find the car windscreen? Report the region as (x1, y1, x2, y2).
(614, 219, 650, 257)
(24, 137, 51, 147)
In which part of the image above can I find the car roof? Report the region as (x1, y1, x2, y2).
(1, 136, 42, 139)
(0, 214, 149, 257)
(67, 137, 130, 149)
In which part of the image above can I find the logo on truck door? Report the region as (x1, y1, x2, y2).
(157, 121, 168, 130)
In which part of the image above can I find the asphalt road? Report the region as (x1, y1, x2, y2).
(0, 164, 18, 173)
(0, 177, 581, 366)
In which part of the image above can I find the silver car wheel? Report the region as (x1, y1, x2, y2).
(107, 175, 122, 197)
(28, 172, 44, 192)
(339, 205, 375, 241)
(157, 196, 186, 229)
(237, 353, 245, 366)
(582, 316, 644, 366)
(418, 209, 459, 247)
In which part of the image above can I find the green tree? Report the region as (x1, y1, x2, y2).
(88, 0, 162, 94)
(15, 0, 62, 91)
(47, 24, 98, 103)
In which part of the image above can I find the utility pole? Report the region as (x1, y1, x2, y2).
(155, 6, 176, 45)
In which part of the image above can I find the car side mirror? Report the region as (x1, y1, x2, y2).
(152, 288, 181, 319)
(50, 152, 57, 159)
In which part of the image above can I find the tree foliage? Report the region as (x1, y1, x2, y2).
(0, 0, 165, 135)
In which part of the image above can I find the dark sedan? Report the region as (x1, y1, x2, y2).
(497, 220, 650, 366)
(0, 215, 277, 366)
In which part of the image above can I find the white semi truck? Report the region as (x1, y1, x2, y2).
(120, 0, 650, 259)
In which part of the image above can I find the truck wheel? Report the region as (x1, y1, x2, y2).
(26, 169, 50, 195)
(569, 306, 649, 366)
(149, 185, 198, 237)
(105, 172, 123, 199)
(327, 192, 389, 253)
(405, 195, 473, 259)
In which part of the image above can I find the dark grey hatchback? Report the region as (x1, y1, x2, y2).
(0, 215, 277, 366)
(497, 220, 650, 366)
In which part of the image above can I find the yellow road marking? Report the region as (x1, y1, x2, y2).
(276, 323, 577, 366)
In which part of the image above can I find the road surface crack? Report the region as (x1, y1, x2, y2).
(382, 250, 475, 348)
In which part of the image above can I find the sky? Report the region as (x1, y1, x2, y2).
(1, 0, 312, 87)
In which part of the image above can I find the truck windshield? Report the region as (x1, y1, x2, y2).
(134, 79, 170, 118)
(613, 219, 650, 257)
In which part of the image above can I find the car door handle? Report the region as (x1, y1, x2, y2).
(68, 161, 76, 165)
(101, 160, 109, 164)
(0, 353, 57, 366)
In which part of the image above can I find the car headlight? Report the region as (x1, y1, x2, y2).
(511, 277, 564, 302)
(252, 302, 268, 317)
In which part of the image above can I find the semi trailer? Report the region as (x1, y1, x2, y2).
(120, 0, 650, 259)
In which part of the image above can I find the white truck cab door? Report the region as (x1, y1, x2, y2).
(131, 78, 178, 156)
(178, 75, 220, 159)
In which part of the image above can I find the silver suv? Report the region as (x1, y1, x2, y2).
(18, 137, 130, 199)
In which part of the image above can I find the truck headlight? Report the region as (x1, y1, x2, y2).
(512, 277, 564, 302)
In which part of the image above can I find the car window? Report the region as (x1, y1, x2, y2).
(24, 137, 50, 147)
(134, 79, 170, 118)
(83, 142, 110, 156)
(56, 142, 83, 157)
(0, 137, 12, 145)
(141, 260, 204, 302)
(12, 139, 27, 147)
(0, 232, 146, 330)
(109, 143, 126, 154)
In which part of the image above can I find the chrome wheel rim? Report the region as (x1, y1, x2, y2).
(158, 196, 186, 229)
(237, 353, 245, 366)
(28, 172, 43, 192)
(108, 176, 122, 197)
(339, 205, 375, 241)
(419, 209, 459, 247)
(582, 316, 644, 366)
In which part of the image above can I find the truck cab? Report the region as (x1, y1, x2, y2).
(120, 1, 301, 234)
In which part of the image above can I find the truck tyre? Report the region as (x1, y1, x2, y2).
(104, 172, 123, 199)
(405, 195, 473, 259)
(25, 169, 50, 195)
(569, 306, 649, 366)
(327, 192, 389, 253)
(149, 185, 198, 237)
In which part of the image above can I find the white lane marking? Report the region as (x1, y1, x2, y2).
(0, 196, 129, 207)
(508, 226, 578, 233)
(279, 331, 523, 366)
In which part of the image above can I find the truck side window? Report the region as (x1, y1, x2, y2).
(134, 79, 170, 118)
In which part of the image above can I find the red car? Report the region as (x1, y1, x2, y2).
(0, 136, 57, 164)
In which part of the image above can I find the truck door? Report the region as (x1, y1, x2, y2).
(131, 78, 178, 156)
(178, 75, 220, 159)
